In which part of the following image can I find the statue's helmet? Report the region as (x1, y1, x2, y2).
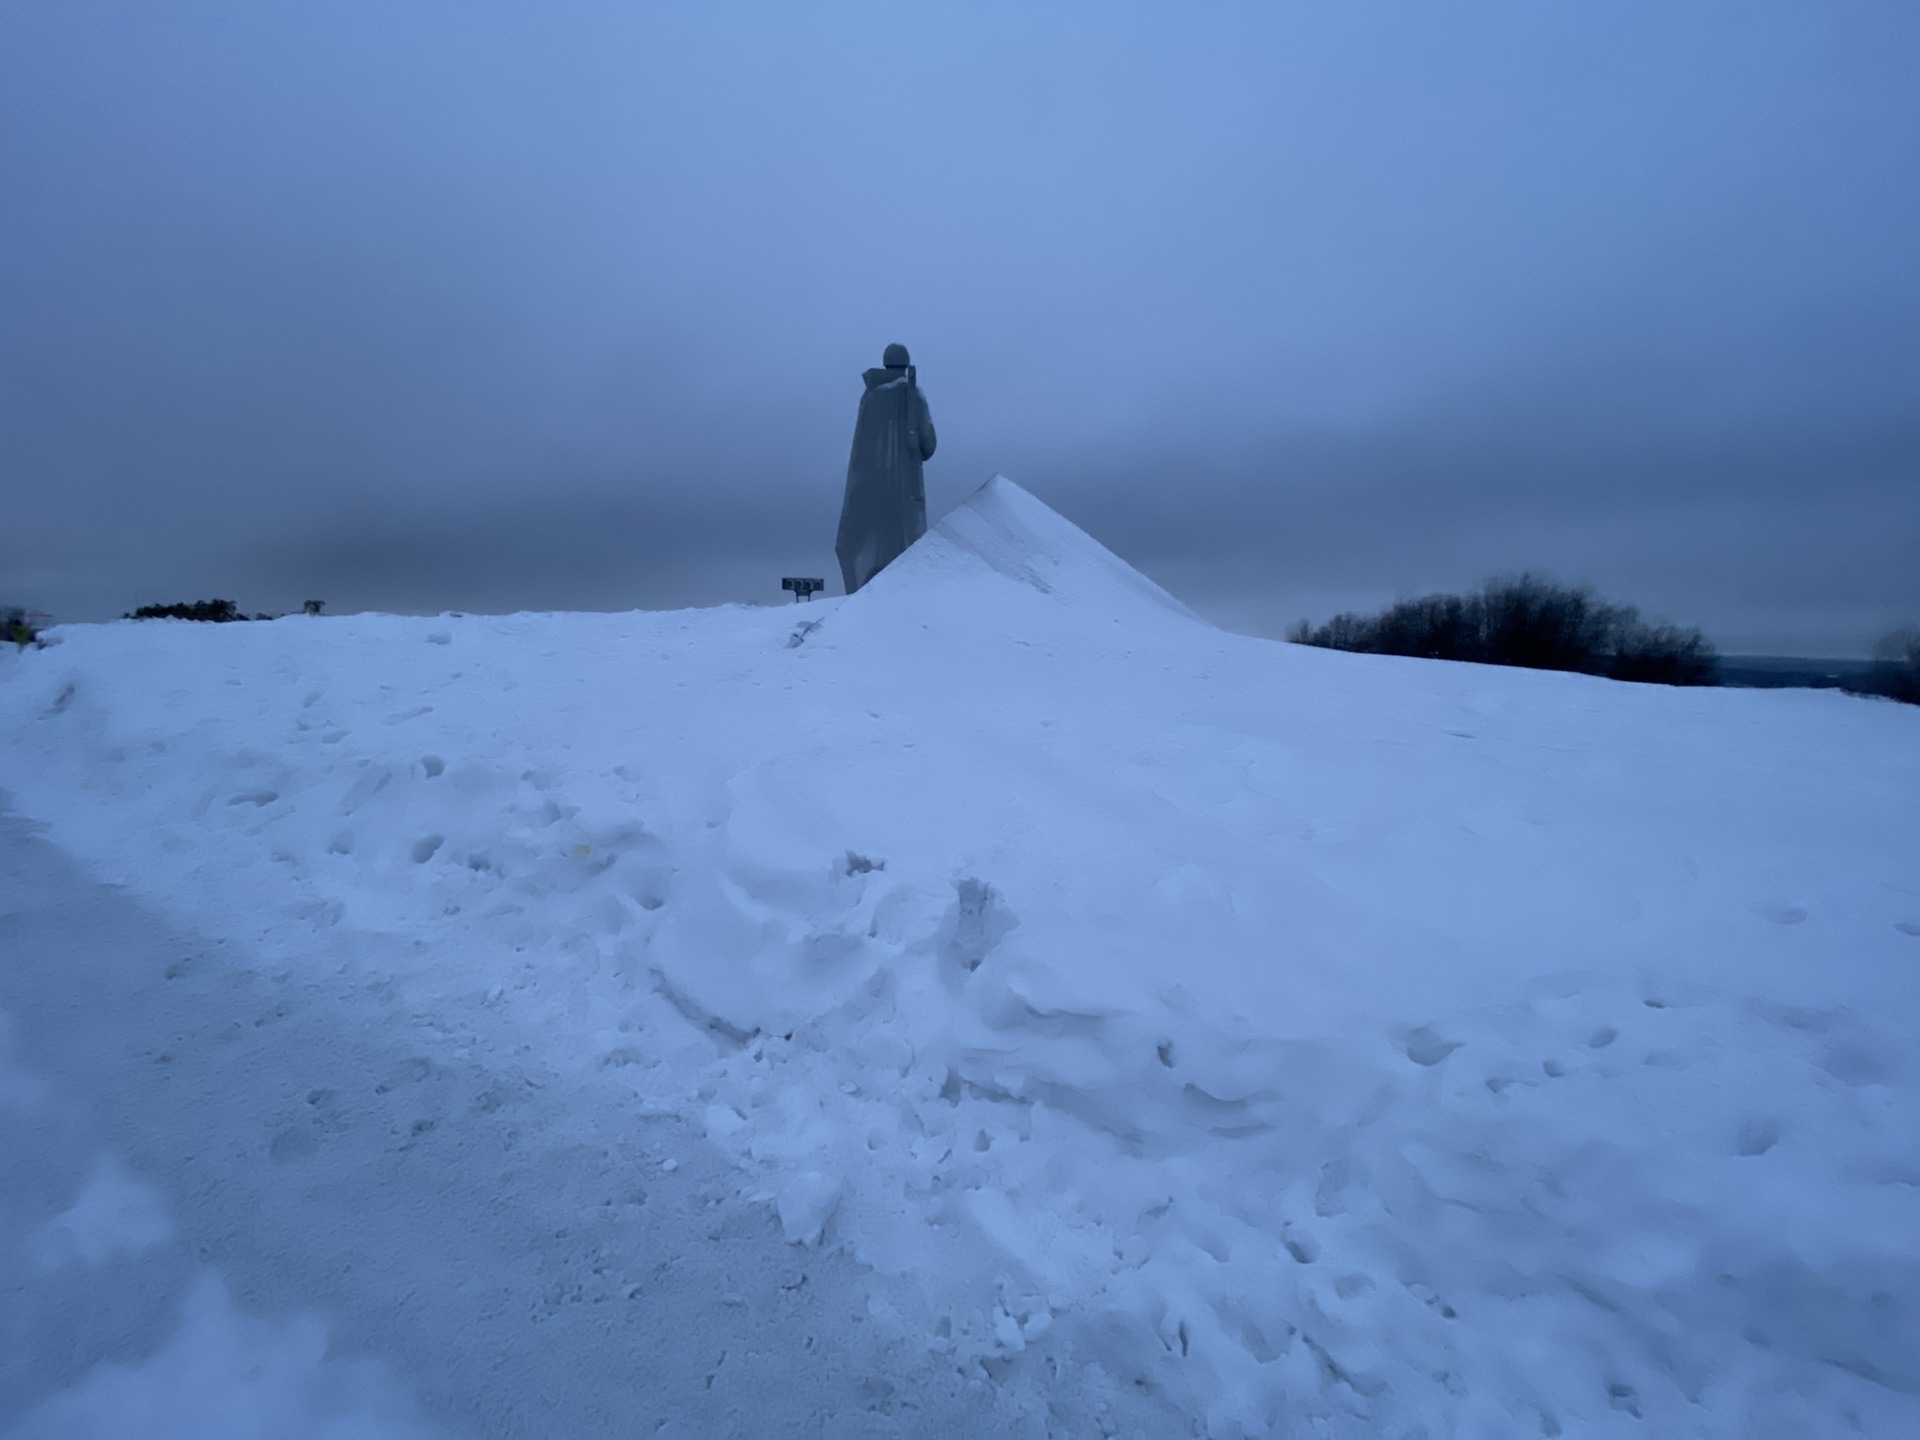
(882, 342, 910, 368)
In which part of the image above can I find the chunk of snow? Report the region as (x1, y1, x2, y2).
(776, 1170, 842, 1246)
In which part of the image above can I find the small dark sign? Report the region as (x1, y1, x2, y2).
(781, 577, 825, 602)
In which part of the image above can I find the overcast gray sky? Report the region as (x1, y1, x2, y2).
(3, 3, 1915, 654)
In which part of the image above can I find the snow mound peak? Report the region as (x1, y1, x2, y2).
(852, 475, 1198, 625)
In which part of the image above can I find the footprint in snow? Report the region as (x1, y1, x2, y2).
(1736, 1117, 1783, 1156)
(1819, 1042, 1891, 1087)
(268, 1125, 318, 1165)
(1395, 1025, 1462, 1067)
(374, 1056, 434, 1094)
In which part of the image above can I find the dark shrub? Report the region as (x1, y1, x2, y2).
(126, 599, 249, 622)
(3, 605, 39, 648)
(1292, 574, 1719, 685)
(1478, 575, 1617, 673)
(1606, 620, 1719, 686)
(1287, 611, 1383, 652)
(1859, 627, 1920, 705)
(1378, 593, 1486, 662)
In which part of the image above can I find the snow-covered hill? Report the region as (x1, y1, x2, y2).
(3, 477, 1917, 1438)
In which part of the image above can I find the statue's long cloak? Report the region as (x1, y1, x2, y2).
(835, 367, 936, 594)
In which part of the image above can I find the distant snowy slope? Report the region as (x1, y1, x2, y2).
(3, 477, 1918, 1439)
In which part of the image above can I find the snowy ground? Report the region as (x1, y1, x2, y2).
(3, 477, 1918, 1438)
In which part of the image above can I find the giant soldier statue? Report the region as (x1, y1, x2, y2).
(835, 342, 937, 594)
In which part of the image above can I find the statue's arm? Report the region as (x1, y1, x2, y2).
(915, 392, 937, 461)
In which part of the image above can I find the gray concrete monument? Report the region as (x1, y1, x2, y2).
(835, 342, 936, 594)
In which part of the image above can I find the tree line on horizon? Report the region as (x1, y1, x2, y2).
(119, 599, 327, 622)
(1287, 575, 1920, 703)
(1287, 574, 1721, 686)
